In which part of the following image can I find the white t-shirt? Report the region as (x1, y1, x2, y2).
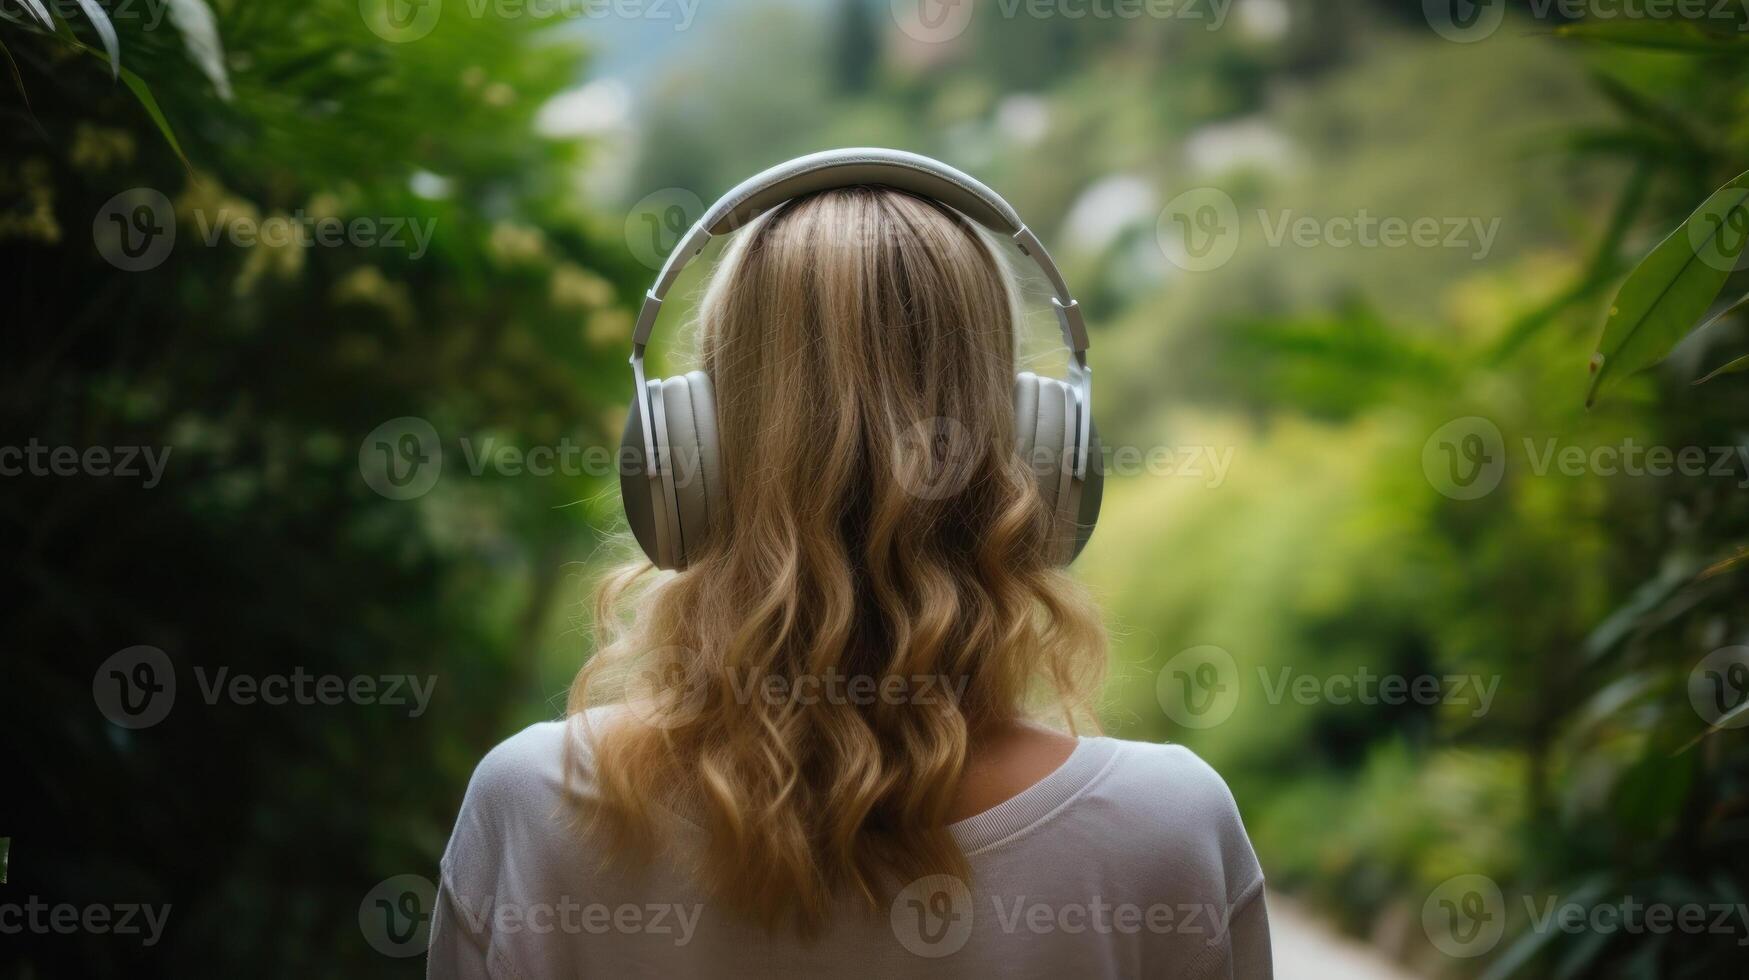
(429, 717, 1271, 979)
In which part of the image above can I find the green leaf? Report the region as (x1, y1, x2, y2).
(0, 35, 45, 142)
(54, 29, 194, 170)
(119, 66, 192, 171)
(1694, 351, 1749, 384)
(1554, 19, 1749, 52)
(1613, 749, 1693, 835)
(1490, 160, 1649, 363)
(68, 0, 120, 78)
(166, 0, 231, 101)
(1693, 287, 1749, 335)
(1689, 291, 1749, 383)
(1587, 168, 1749, 407)
(15, 0, 53, 31)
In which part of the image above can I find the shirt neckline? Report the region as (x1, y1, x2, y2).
(948, 735, 1120, 855)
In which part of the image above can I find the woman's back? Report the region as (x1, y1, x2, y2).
(430, 716, 1269, 979)
(431, 165, 1270, 978)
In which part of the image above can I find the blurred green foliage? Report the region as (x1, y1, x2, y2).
(5, 0, 1749, 977)
(4, 0, 641, 974)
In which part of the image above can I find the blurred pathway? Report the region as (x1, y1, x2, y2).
(1268, 893, 1421, 980)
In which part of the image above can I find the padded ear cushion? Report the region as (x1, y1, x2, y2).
(1014, 371, 1103, 564)
(645, 380, 682, 570)
(619, 393, 661, 567)
(1032, 375, 1069, 521)
(619, 372, 724, 571)
(683, 370, 724, 532)
(1013, 372, 1051, 515)
(1012, 372, 1037, 461)
(660, 375, 709, 567)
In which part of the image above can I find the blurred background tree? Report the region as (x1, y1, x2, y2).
(3, 0, 1748, 976)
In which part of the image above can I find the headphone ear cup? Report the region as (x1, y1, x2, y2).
(1013, 370, 1044, 500)
(1013, 372, 1101, 564)
(619, 372, 724, 572)
(683, 370, 725, 534)
(664, 372, 727, 569)
(620, 386, 672, 569)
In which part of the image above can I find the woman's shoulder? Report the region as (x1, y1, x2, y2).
(441, 713, 627, 887)
(459, 708, 626, 816)
(1095, 736, 1243, 811)
(1073, 736, 1264, 901)
(468, 717, 567, 788)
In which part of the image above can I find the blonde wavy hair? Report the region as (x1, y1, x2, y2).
(568, 185, 1107, 936)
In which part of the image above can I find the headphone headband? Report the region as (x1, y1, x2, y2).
(628, 147, 1091, 478)
(632, 148, 1088, 356)
(702, 148, 1024, 237)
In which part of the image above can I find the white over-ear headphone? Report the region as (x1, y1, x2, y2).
(620, 148, 1101, 570)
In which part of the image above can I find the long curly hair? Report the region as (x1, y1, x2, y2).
(568, 185, 1107, 936)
